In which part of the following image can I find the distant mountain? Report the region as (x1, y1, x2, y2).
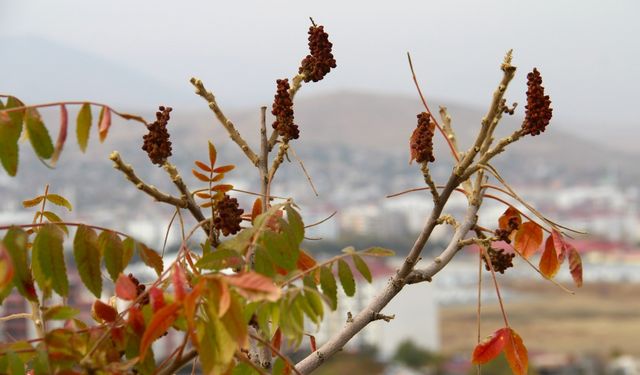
(0, 35, 188, 109)
(220, 91, 639, 186)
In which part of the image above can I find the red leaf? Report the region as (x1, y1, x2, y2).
(514, 221, 543, 258)
(251, 198, 263, 223)
(115, 274, 138, 301)
(224, 272, 281, 302)
(98, 106, 112, 142)
(93, 300, 117, 323)
(51, 104, 68, 165)
(0, 244, 15, 290)
(498, 207, 522, 231)
(567, 244, 583, 287)
(140, 302, 180, 359)
(271, 328, 282, 358)
(149, 287, 165, 312)
(539, 236, 560, 278)
(309, 335, 317, 353)
(504, 328, 528, 375)
(551, 229, 568, 263)
(192, 169, 210, 182)
(471, 328, 508, 364)
(212, 164, 235, 174)
(195, 160, 212, 172)
(172, 264, 188, 302)
(128, 306, 145, 336)
(208, 141, 217, 167)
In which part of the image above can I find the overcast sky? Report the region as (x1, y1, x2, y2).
(1, 1, 638, 141)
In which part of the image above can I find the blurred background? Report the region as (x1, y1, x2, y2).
(1, 1, 639, 374)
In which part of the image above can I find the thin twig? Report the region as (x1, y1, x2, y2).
(304, 211, 337, 229)
(288, 144, 319, 197)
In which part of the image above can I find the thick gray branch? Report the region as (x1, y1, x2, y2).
(295, 175, 483, 374)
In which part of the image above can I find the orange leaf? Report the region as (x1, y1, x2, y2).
(551, 229, 568, 263)
(195, 192, 211, 199)
(172, 264, 188, 302)
(192, 169, 210, 182)
(498, 207, 522, 231)
(200, 201, 214, 208)
(128, 306, 145, 336)
(211, 184, 233, 193)
(208, 278, 231, 317)
(567, 244, 583, 287)
(211, 173, 225, 182)
(208, 141, 217, 167)
(251, 198, 263, 222)
(149, 287, 165, 312)
(271, 328, 282, 358)
(184, 280, 204, 347)
(212, 165, 235, 174)
(115, 274, 138, 301)
(140, 302, 180, 359)
(224, 272, 281, 302)
(93, 300, 117, 323)
(296, 250, 317, 272)
(98, 106, 112, 142)
(539, 236, 560, 278)
(471, 327, 508, 364)
(51, 104, 68, 165)
(514, 221, 543, 258)
(195, 160, 212, 172)
(504, 328, 528, 375)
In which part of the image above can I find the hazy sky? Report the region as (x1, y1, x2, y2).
(1, 1, 638, 138)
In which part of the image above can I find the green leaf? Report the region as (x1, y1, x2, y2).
(305, 288, 325, 322)
(3, 227, 37, 301)
(254, 247, 276, 277)
(272, 357, 287, 375)
(33, 224, 68, 297)
(0, 110, 20, 176)
(122, 237, 136, 267)
(5, 96, 25, 127)
(25, 110, 54, 159)
(362, 247, 395, 257)
(99, 230, 124, 282)
(285, 205, 304, 245)
(261, 230, 298, 271)
(43, 305, 79, 321)
(6, 351, 25, 375)
(41, 211, 68, 235)
(320, 265, 337, 310)
(352, 254, 372, 283)
(73, 225, 102, 298)
(196, 248, 244, 271)
(296, 292, 319, 324)
(76, 103, 92, 152)
(337, 259, 356, 297)
(198, 311, 236, 374)
(233, 362, 260, 375)
(137, 241, 163, 276)
(45, 194, 72, 211)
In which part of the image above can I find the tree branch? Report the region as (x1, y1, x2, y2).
(190, 78, 260, 166)
(109, 152, 186, 208)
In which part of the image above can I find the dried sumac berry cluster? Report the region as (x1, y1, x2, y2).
(299, 25, 337, 82)
(142, 106, 173, 166)
(410, 112, 436, 163)
(127, 273, 149, 305)
(214, 194, 244, 236)
(522, 68, 553, 136)
(484, 247, 515, 274)
(494, 216, 520, 244)
(272, 79, 299, 142)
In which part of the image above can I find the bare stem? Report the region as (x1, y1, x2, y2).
(190, 78, 260, 166)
